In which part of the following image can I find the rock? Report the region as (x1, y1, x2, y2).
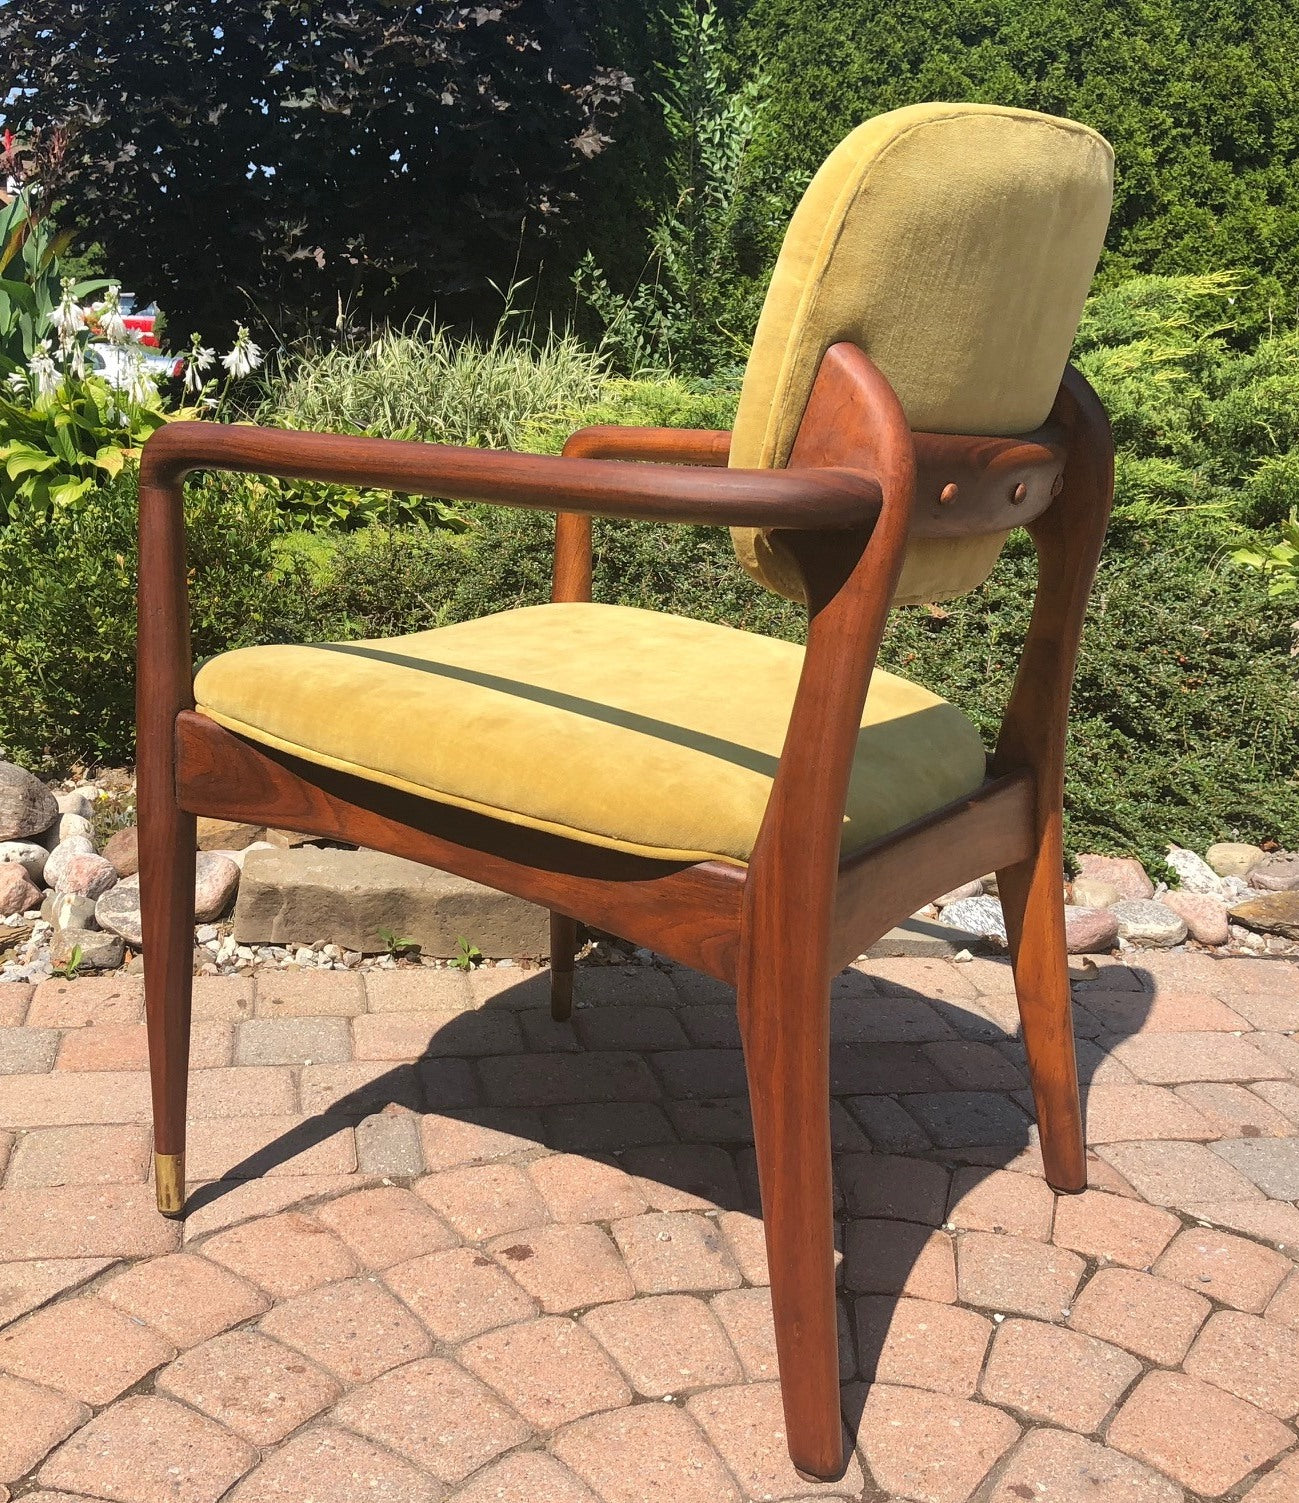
(1248, 852, 1299, 893)
(861, 916, 993, 958)
(101, 826, 139, 878)
(55, 790, 94, 819)
(41, 892, 98, 931)
(0, 840, 48, 884)
(233, 846, 550, 957)
(1162, 890, 1230, 946)
(96, 877, 142, 947)
(1206, 841, 1266, 879)
(44, 812, 95, 849)
(0, 864, 40, 917)
(265, 828, 319, 849)
(55, 853, 118, 900)
(1111, 898, 1187, 947)
(51, 926, 124, 971)
(935, 879, 984, 906)
(194, 852, 241, 921)
(197, 817, 265, 852)
(1064, 905, 1119, 954)
(209, 840, 274, 872)
(1165, 844, 1227, 896)
(0, 761, 58, 842)
(937, 894, 1007, 945)
(44, 836, 96, 888)
(1068, 876, 1121, 909)
(1075, 854, 1154, 901)
(1229, 891, 1299, 941)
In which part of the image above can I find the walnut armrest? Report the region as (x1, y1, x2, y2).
(140, 420, 867, 531)
(562, 425, 732, 466)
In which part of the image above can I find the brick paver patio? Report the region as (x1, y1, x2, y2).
(1, 949, 1297, 1501)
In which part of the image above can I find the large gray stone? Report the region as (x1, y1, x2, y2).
(938, 895, 1008, 945)
(233, 846, 550, 957)
(1249, 852, 1299, 892)
(1165, 844, 1227, 896)
(1229, 891, 1299, 941)
(1064, 905, 1119, 954)
(0, 840, 48, 885)
(862, 915, 993, 959)
(1075, 854, 1154, 901)
(0, 760, 57, 842)
(1111, 898, 1187, 947)
(95, 875, 142, 947)
(51, 926, 124, 972)
(1206, 841, 1266, 879)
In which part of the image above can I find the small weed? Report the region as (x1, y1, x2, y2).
(53, 942, 84, 979)
(450, 936, 484, 971)
(378, 926, 421, 959)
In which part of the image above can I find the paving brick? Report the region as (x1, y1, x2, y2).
(981, 1317, 1140, 1431)
(847, 1382, 1020, 1503)
(252, 969, 366, 1016)
(226, 1424, 441, 1503)
(711, 1208, 766, 1284)
(1250, 1079, 1299, 1125)
(1154, 1227, 1291, 1312)
(299, 1060, 426, 1116)
(528, 1152, 647, 1222)
(1174, 1081, 1295, 1138)
(1181, 1199, 1299, 1251)
(582, 1293, 740, 1396)
(0, 1070, 152, 1127)
(1082, 988, 1249, 1033)
(313, 1185, 456, 1268)
(854, 1294, 992, 1397)
(0, 984, 30, 1026)
(1051, 1189, 1180, 1268)
(200, 1209, 359, 1298)
(838, 1153, 949, 1225)
(0, 1027, 58, 1074)
(1069, 1266, 1210, 1364)
(460, 1314, 631, 1430)
(650, 1048, 747, 1100)
(552, 1404, 741, 1503)
(383, 1245, 537, 1342)
(0, 1295, 175, 1403)
(1265, 1269, 1299, 1329)
(0, 1256, 113, 1328)
(828, 1042, 948, 1095)
(99, 1252, 268, 1348)
(414, 1054, 483, 1110)
(260, 1274, 431, 1384)
(863, 955, 980, 1002)
(448, 1451, 599, 1503)
(355, 1108, 425, 1176)
(922, 1039, 1026, 1090)
(1185, 1311, 1299, 1418)
(465, 964, 552, 1009)
(574, 965, 679, 1009)
(1242, 1452, 1299, 1503)
(945, 1166, 1055, 1240)
(333, 1355, 529, 1484)
(1214, 1136, 1299, 1199)
(842, 1219, 956, 1301)
(190, 974, 254, 1021)
(515, 1006, 583, 1053)
(1097, 1140, 1265, 1206)
(956, 1231, 1083, 1319)
(0, 1373, 87, 1484)
(665, 1095, 753, 1144)
(985, 1428, 1183, 1503)
(235, 1016, 351, 1065)
(843, 1094, 931, 1152)
(901, 1091, 1030, 1147)
(828, 994, 956, 1047)
(354, 1007, 522, 1061)
(187, 1114, 357, 1180)
(676, 1003, 742, 1047)
(156, 1328, 339, 1445)
(28, 976, 144, 1028)
(179, 1176, 360, 1240)
(480, 1051, 660, 1108)
(690, 1381, 864, 1499)
(419, 1107, 544, 1170)
(1082, 1082, 1219, 1142)
(490, 1222, 633, 1311)
(6, 1123, 151, 1186)
(610, 1211, 742, 1294)
(364, 965, 473, 1012)
(707, 1286, 783, 1381)
(54, 1021, 231, 1072)
(1211, 956, 1299, 994)
(1247, 1030, 1299, 1075)
(1071, 1037, 1139, 1085)
(417, 1161, 549, 1241)
(573, 1005, 688, 1051)
(1107, 1370, 1294, 1497)
(188, 1066, 297, 1118)
(1108, 1030, 1286, 1084)
(38, 1394, 255, 1503)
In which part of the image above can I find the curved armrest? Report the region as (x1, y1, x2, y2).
(140, 421, 873, 531)
(562, 425, 732, 466)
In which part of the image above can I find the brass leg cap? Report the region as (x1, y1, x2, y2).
(154, 1152, 186, 1218)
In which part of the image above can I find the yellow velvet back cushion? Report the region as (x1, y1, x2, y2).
(730, 102, 1114, 605)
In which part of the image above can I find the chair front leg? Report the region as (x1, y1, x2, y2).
(549, 911, 577, 1021)
(738, 949, 843, 1482)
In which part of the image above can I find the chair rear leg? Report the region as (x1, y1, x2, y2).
(739, 962, 843, 1481)
(549, 912, 577, 1021)
(139, 798, 197, 1217)
(997, 813, 1086, 1193)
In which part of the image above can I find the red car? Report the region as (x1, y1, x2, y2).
(120, 294, 161, 348)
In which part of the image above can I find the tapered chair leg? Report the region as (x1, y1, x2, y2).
(997, 815, 1086, 1193)
(139, 801, 197, 1218)
(550, 912, 577, 1022)
(739, 966, 843, 1481)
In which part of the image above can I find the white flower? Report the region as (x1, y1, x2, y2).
(95, 285, 129, 345)
(27, 340, 61, 399)
(48, 277, 87, 355)
(221, 325, 263, 379)
(183, 337, 216, 394)
(122, 350, 155, 407)
(5, 370, 28, 396)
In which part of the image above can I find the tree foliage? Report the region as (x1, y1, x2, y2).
(0, 1, 634, 339)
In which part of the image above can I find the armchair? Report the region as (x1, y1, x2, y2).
(138, 101, 1115, 1481)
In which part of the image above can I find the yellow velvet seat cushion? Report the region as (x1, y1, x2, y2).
(193, 603, 988, 865)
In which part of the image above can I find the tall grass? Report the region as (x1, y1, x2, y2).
(259, 313, 610, 451)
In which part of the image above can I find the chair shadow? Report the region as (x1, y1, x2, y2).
(183, 954, 1156, 1460)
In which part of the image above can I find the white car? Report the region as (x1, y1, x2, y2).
(85, 343, 183, 390)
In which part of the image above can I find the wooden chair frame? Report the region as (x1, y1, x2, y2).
(137, 341, 1113, 1481)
